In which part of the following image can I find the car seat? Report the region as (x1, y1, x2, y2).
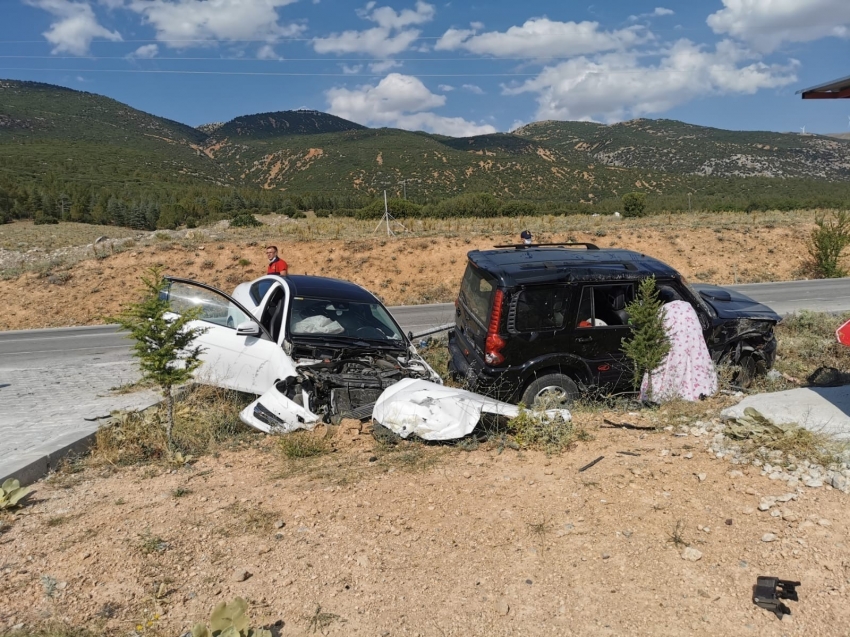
(609, 292, 630, 326)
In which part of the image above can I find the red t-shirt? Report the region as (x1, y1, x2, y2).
(267, 257, 287, 275)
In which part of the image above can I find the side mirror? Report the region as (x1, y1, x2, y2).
(236, 321, 261, 337)
(408, 331, 414, 341)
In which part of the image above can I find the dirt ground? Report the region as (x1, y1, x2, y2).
(0, 211, 821, 330)
(1, 407, 848, 637)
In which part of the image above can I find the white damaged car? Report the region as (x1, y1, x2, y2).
(162, 275, 442, 432)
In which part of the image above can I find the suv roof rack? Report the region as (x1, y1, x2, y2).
(491, 242, 600, 250)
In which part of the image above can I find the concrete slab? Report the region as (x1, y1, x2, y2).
(721, 386, 850, 441)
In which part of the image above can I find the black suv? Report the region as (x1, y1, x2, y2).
(447, 243, 781, 405)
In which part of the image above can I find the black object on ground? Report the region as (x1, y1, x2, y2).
(602, 419, 655, 430)
(753, 577, 800, 619)
(578, 456, 604, 472)
(616, 451, 641, 457)
(808, 366, 850, 387)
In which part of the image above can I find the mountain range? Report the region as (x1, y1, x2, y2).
(2, 79, 850, 206)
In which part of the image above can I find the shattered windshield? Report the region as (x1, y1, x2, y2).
(288, 297, 404, 343)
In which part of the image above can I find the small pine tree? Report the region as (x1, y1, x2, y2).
(621, 277, 670, 401)
(110, 268, 207, 450)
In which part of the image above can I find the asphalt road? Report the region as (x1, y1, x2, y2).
(0, 278, 849, 371)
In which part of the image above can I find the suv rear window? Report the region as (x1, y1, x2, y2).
(459, 265, 496, 325)
(513, 286, 569, 331)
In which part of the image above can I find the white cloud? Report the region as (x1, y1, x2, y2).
(435, 18, 647, 58)
(369, 59, 403, 73)
(505, 39, 797, 123)
(128, 43, 158, 58)
(359, 0, 434, 29)
(708, 0, 850, 53)
(629, 7, 674, 21)
(128, 0, 303, 46)
(438, 83, 455, 91)
(314, 27, 419, 55)
(341, 64, 363, 74)
(26, 0, 122, 55)
(256, 44, 281, 59)
(314, 2, 434, 56)
(326, 73, 496, 136)
(462, 83, 484, 94)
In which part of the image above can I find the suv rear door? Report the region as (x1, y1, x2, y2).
(502, 283, 572, 362)
(455, 264, 498, 360)
(568, 282, 636, 389)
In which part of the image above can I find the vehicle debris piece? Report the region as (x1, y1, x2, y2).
(578, 456, 604, 472)
(753, 577, 800, 619)
(372, 378, 571, 441)
(239, 382, 321, 434)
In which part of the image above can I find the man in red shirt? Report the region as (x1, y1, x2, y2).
(265, 245, 288, 276)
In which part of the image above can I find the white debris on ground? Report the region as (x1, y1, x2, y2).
(373, 378, 571, 441)
(666, 416, 850, 494)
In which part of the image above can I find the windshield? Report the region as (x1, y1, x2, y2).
(288, 296, 403, 343)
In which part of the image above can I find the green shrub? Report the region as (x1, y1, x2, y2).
(0, 478, 32, 510)
(621, 277, 670, 398)
(230, 213, 262, 228)
(508, 407, 589, 454)
(808, 210, 850, 278)
(621, 192, 647, 218)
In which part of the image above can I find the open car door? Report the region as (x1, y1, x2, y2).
(163, 277, 296, 394)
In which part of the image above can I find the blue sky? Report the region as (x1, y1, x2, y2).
(1, 0, 849, 135)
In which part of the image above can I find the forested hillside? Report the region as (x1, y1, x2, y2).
(2, 79, 850, 229)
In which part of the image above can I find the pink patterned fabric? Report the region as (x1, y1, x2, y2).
(640, 300, 718, 403)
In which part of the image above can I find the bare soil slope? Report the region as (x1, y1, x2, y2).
(0, 213, 818, 330)
(1, 413, 848, 636)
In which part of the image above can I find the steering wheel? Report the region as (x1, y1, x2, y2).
(355, 325, 387, 338)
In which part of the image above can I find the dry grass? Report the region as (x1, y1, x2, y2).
(773, 310, 850, 380)
(89, 385, 255, 466)
(0, 210, 818, 254)
(278, 431, 332, 459)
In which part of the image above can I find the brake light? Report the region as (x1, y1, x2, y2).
(485, 289, 506, 365)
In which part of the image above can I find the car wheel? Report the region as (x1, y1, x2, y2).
(521, 373, 579, 408)
(735, 354, 766, 388)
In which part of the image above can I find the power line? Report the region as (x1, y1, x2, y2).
(0, 54, 635, 62)
(0, 67, 541, 77)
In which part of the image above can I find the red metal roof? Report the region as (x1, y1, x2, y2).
(798, 75, 850, 99)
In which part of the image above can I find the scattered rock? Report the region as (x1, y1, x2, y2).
(829, 474, 849, 492)
(696, 473, 707, 482)
(758, 498, 776, 511)
(495, 600, 510, 616)
(681, 547, 702, 561)
(233, 568, 251, 582)
(761, 533, 778, 543)
(818, 519, 832, 527)
(727, 470, 744, 478)
(274, 520, 286, 529)
(804, 478, 824, 488)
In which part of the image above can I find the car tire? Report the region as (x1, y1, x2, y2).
(521, 373, 579, 408)
(736, 354, 766, 388)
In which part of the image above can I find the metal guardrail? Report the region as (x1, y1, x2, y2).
(410, 322, 454, 340)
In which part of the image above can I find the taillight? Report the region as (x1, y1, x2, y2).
(485, 290, 506, 365)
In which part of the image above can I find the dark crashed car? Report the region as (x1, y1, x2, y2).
(447, 243, 781, 405)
